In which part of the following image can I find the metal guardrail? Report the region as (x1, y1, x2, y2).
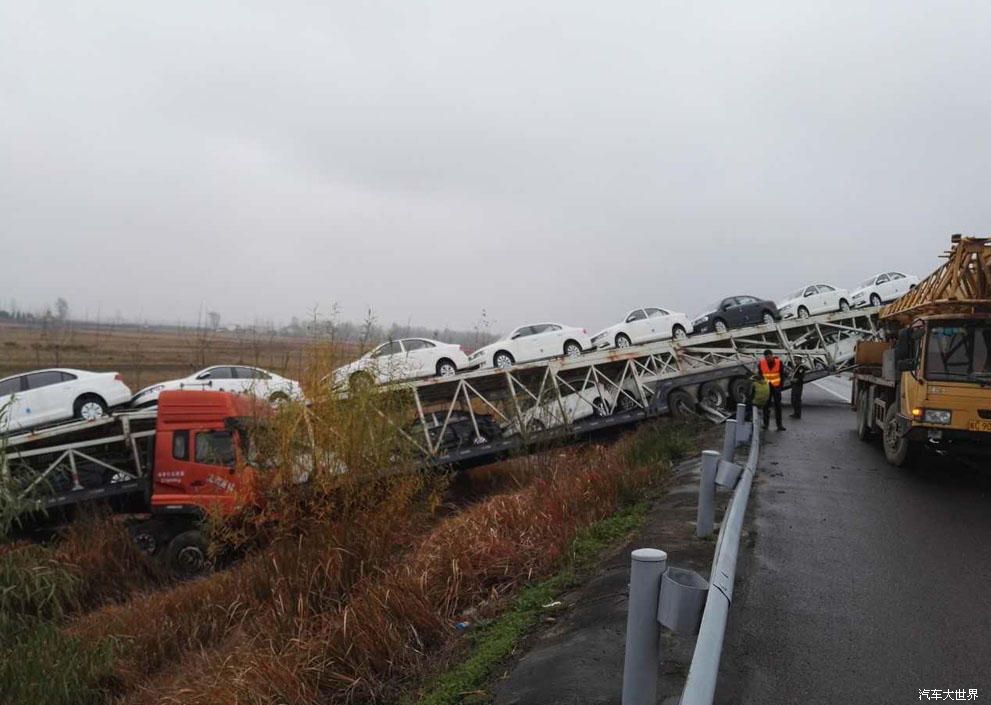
(621, 403, 760, 705)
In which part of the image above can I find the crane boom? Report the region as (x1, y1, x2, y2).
(880, 235, 991, 325)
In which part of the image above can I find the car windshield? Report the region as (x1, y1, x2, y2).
(785, 289, 804, 300)
(925, 323, 991, 381)
(859, 277, 877, 288)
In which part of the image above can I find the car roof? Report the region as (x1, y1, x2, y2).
(0, 367, 92, 382)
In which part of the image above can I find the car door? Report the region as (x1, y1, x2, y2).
(0, 375, 26, 430)
(735, 297, 757, 326)
(401, 339, 434, 378)
(535, 324, 564, 358)
(232, 366, 270, 397)
(644, 308, 669, 341)
(815, 285, 837, 313)
(507, 327, 533, 362)
(873, 273, 891, 301)
(887, 272, 908, 298)
(625, 309, 649, 343)
(369, 341, 404, 382)
(21, 371, 71, 426)
(190, 367, 237, 393)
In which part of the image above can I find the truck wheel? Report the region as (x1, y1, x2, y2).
(882, 404, 915, 467)
(729, 377, 752, 405)
(165, 530, 210, 579)
(856, 389, 874, 441)
(667, 389, 695, 419)
(699, 381, 728, 410)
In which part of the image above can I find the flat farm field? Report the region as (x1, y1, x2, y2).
(0, 322, 358, 391)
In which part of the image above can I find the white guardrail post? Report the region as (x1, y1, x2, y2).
(621, 409, 760, 705)
(622, 548, 668, 705)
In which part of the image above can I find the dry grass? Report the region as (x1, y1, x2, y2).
(102, 433, 673, 705)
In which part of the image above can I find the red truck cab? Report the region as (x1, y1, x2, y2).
(134, 390, 268, 574)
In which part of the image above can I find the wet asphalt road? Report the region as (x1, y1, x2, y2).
(718, 382, 991, 705)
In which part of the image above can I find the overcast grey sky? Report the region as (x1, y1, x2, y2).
(2, 1, 990, 334)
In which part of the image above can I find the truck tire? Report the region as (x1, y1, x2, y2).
(667, 389, 695, 419)
(856, 388, 874, 441)
(165, 530, 210, 579)
(882, 403, 915, 467)
(698, 381, 728, 410)
(729, 377, 752, 405)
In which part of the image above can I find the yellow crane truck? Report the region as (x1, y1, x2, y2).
(853, 235, 991, 466)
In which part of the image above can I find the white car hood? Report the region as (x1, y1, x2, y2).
(592, 323, 622, 339)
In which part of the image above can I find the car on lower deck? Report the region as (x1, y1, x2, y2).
(777, 284, 851, 319)
(590, 307, 693, 349)
(467, 323, 592, 370)
(0, 368, 132, 433)
(692, 296, 781, 334)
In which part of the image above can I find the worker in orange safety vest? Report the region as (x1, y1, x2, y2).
(758, 349, 786, 431)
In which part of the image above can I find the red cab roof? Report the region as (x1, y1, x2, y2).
(156, 390, 267, 429)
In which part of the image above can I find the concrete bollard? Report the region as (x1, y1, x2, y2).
(696, 450, 719, 538)
(722, 419, 737, 462)
(621, 548, 668, 705)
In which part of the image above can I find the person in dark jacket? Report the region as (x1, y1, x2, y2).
(790, 363, 808, 419)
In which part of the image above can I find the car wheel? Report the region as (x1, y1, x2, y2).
(349, 371, 374, 392)
(592, 397, 611, 417)
(268, 391, 289, 405)
(563, 340, 582, 358)
(870, 293, 882, 307)
(494, 351, 515, 370)
(699, 381, 729, 410)
(436, 358, 458, 377)
(797, 306, 810, 319)
(165, 530, 210, 579)
(667, 389, 695, 419)
(762, 311, 775, 325)
(526, 419, 546, 433)
(672, 324, 687, 341)
(839, 299, 850, 312)
(714, 319, 728, 334)
(74, 394, 108, 421)
(615, 333, 632, 348)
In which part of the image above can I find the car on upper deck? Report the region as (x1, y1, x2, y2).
(0, 368, 132, 432)
(692, 296, 781, 334)
(467, 323, 592, 370)
(590, 307, 693, 349)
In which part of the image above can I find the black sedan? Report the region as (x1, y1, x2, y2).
(692, 296, 781, 334)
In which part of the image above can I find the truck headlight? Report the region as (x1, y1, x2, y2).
(923, 409, 952, 425)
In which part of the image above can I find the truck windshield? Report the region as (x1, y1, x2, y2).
(925, 323, 991, 380)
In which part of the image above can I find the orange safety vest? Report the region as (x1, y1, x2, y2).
(759, 357, 783, 388)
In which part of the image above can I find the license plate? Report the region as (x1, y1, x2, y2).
(968, 420, 991, 433)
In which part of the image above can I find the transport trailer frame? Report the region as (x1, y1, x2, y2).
(385, 307, 882, 466)
(1, 409, 157, 512)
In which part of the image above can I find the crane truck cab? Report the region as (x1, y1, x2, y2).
(853, 236, 991, 466)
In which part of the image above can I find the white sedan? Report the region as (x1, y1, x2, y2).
(131, 365, 303, 407)
(777, 284, 851, 319)
(467, 323, 593, 370)
(0, 368, 132, 433)
(591, 307, 693, 349)
(331, 338, 470, 389)
(849, 271, 919, 308)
